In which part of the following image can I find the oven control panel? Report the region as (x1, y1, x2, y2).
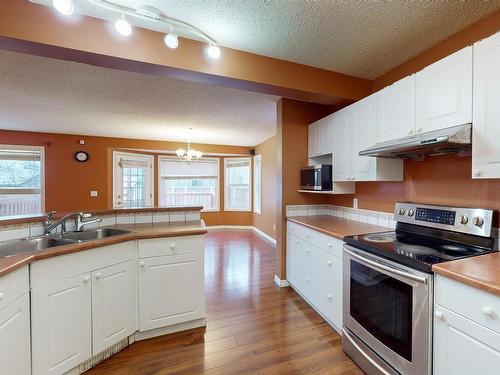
(394, 202, 494, 237)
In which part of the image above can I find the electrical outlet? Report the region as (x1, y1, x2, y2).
(353, 198, 358, 209)
(273, 224, 276, 231)
(90, 191, 98, 197)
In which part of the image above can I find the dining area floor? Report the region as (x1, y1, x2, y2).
(85, 229, 363, 374)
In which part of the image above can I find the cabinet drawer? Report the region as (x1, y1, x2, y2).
(138, 235, 204, 258)
(436, 275, 500, 334)
(287, 221, 341, 256)
(0, 266, 29, 311)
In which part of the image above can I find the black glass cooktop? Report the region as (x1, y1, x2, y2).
(344, 230, 496, 272)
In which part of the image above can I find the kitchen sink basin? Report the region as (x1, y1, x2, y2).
(58, 228, 131, 242)
(0, 237, 75, 257)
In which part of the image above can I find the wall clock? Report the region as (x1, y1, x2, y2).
(75, 151, 89, 162)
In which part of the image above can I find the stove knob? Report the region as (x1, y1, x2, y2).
(399, 208, 406, 215)
(407, 209, 414, 217)
(473, 216, 484, 227)
(459, 215, 468, 224)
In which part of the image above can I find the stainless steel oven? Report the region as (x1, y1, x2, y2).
(300, 164, 332, 191)
(342, 244, 433, 375)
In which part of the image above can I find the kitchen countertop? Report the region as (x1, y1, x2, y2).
(0, 220, 207, 278)
(432, 252, 500, 296)
(287, 215, 389, 240)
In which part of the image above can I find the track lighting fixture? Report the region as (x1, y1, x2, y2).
(164, 33, 179, 49)
(207, 45, 221, 60)
(114, 15, 132, 37)
(52, 0, 74, 15)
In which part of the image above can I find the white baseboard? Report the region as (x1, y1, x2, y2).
(274, 274, 290, 288)
(134, 318, 206, 341)
(206, 225, 277, 245)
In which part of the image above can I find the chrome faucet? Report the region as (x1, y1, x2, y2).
(43, 211, 102, 235)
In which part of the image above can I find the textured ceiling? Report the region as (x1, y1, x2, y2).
(63, 0, 500, 79)
(0, 50, 278, 146)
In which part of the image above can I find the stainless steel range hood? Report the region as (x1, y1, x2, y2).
(359, 123, 472, 159)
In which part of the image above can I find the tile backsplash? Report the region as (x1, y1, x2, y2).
(286, 204, 397, 229)
(0, 209, 199, 243)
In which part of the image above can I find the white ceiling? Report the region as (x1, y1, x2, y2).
(0, 50, 278, 146)
(58, 0, 500, 79)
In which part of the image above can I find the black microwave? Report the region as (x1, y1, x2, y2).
(300, 165, 332, 191)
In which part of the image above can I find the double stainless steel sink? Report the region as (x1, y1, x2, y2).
(0, 228, 131, 258)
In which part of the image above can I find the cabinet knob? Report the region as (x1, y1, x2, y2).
(82, 276, 90, 283)
(482, 306, 496, 318)
(95, 273, 102, 280)
(435, 310, 445, 322)
(170, 243, 176, 249)
(305, 249, 311, 254)
(328, 243, 332, 248)
(305, 277, 309, 282)
(327, 294, 332, 300)
(305, 234, 310, 239)
(473, 170, 481, 177)
(294, 239, 299, 244)
(327, 261, 332, 266)
(408, 129, 414, 135)
(0, 292, 4, 300)
(139, 261, 146, 268)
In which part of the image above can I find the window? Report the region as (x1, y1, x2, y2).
(253, 155, 262, 214)
(113, 152, 154, 208)
(0, 145, 44, 216)
(224, 157, 251, 211)
(159, 156, 219, 211)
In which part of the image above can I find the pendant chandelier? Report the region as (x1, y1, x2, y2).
(176, 128, 203, 163)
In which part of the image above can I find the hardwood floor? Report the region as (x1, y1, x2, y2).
(86, 230, 363, 375)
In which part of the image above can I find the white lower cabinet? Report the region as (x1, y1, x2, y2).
(286, 221, 342, 331)
(92, 260, 137, 355)
(138, 249, 205, 331)
(434, 275, 500, 375)
(31, 273, 92, 375)
(0, 293, 31, 375)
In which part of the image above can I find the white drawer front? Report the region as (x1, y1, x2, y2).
(287, 221, 342, 256)
(138, 235, 204, 258)
(436, 274, 500, 334)
(0, 266, 29, 311)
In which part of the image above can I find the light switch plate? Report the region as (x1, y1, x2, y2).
(90, 191, 98, 197)
(353, 198, 358, 209)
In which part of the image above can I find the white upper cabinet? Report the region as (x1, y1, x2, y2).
(472, 31, 500, 179)
(376, 75, 416, 142)
(332, 107, 355, 182)
(308, 116, 333, 158)
(416, 46, 473, 134)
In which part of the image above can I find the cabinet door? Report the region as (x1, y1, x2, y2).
(308, 122, 319, 158)
(319, 116, 333, 156)
(333, 107, 354, 181)
(434, 305, 500, 375)
(416, 46, 472, 134)
(472, 31, 500, 179)
(376, 75, 416, 142)
(138, 253, 205, 331)
(286, 235, 302, 290)
(32, 273, 92, 375)
(92, 260, 137, 355)
(0, 294, 31, 375)
(352, 95, 377, 181)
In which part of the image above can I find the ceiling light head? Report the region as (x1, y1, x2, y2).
(164, 33, 179, 49)
(207, 44, 221, 60)
(114, 16, 132, 37)
(52, 0, 74, 15)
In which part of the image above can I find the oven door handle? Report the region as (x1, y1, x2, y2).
(344, 248, 428, 284)
(342, 328, 393, 375)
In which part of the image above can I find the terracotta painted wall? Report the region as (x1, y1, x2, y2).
(0, 129, 254, 226)
(253, 135, 278, 240)
(329, 10, 500, 226)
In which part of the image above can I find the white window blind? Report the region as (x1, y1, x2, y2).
(253, 155, 262, 214)
(224, 157, 251, 211)
(159, 156, 219, 211)
(0, 145, 44, 216)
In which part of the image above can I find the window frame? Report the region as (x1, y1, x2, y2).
(224, 157, 252, 212)
(112, 151, 154, 208)
(253, 154, 262, 214)
(0, 144, 45, 216)
(157, 155, 220, 212)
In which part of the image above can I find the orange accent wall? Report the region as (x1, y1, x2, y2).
(0, 129, 254, 226)
(253, 135, 278, 240)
